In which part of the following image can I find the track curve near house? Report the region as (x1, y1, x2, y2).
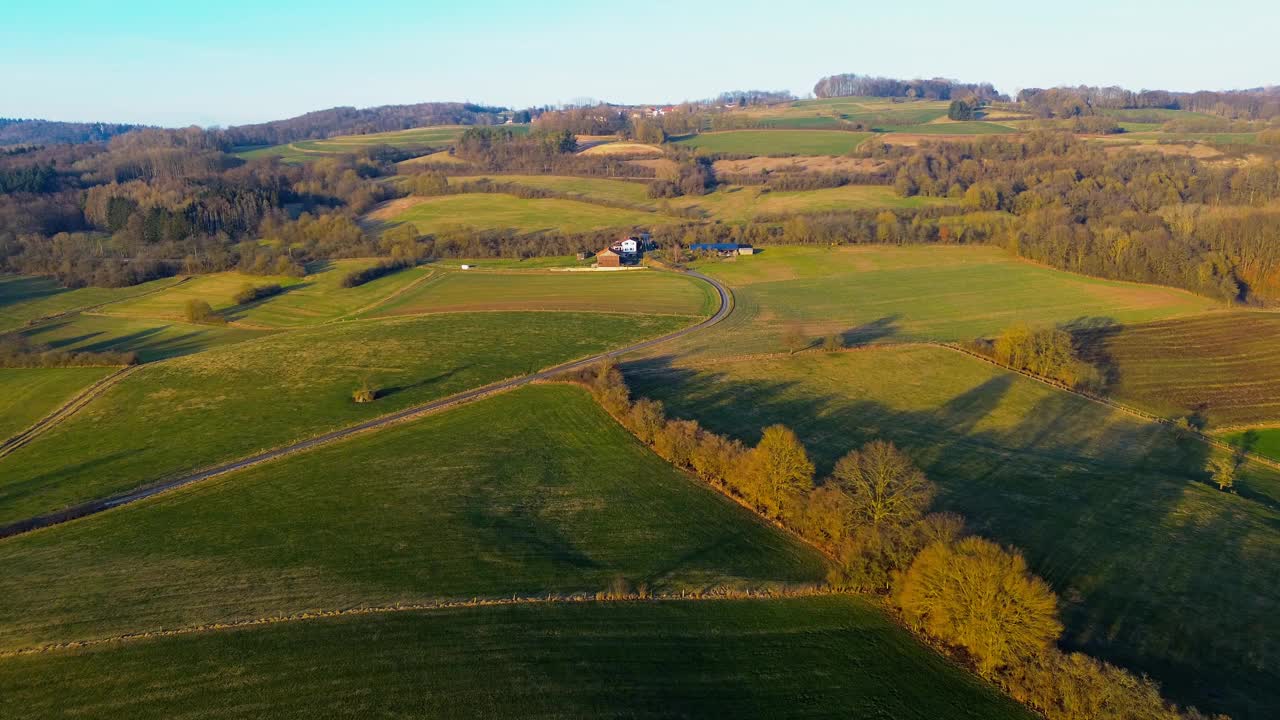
(0, 270, 731, 540)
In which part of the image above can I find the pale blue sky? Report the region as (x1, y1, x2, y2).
(1, 0, 1275, 127)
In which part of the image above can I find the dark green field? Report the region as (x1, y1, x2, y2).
(0, 596, 1032, 720)
(0, 385, 825, 649)
(0, 312, 691, 525)
(673, 130, 873, 156)
(625, 346, 1280, 718)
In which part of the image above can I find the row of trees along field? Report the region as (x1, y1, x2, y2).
(812, 74, 1005, 101)
(570, 362, 1222, 720)
(1017, 86, 1280, 121)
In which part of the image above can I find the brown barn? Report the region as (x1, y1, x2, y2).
(596, 248, 621, 268)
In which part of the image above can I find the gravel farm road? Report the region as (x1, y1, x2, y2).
(0, 269, 731, 540)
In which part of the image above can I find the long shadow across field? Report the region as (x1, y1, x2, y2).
(623, 354, 1279, 719)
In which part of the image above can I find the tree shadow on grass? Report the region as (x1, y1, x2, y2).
(218, 282, 316, 323)
(840, 315, 901, 347)
(623, 354, 1276, 718)
(375, 364, 474, 400)
(1065, 316, 1124, 389)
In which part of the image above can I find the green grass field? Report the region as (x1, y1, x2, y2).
(20, 313, 269, 362)
(235, 125, 529, 163)
(670, 184, 953, 222)
(98, 260, 430, 327)
(673, 130, 873, 156)
(427, 255, 587, 270)
(1096, 108, 1220, 122)
(624, 346, 1280, 719)
(1077, 312, 1280, 428)
(665, 245, 1218, 359)
(370, 193, 670, 234)
(439, 176, 946, 222)
(0, 274, 185, 332)
(1224, 427, 1280, 461)
(0, 385, 826, 649)
(458, 174, 654, 207)
(0, 312, 692, 525)
(0, 367, 115, 441)
(884, 121, 1017, 134)
(366, 269, 715, 318)
(0, 596, 1032, 720)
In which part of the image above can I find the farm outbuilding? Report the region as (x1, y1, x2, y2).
(690, 243, 754, 256)
(595, 248, 621, 268)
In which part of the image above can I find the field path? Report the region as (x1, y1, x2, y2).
(0, 366, 141, 461)
(0, 270, 731, 540)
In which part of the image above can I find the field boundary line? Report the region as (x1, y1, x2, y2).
(0, 365, 141, 461)
(333, 268, 439, 321)
(0, 270, 733, 541)
(0, 585, 835, 659)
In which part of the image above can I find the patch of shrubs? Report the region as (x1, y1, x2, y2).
(568, 361, 1219, 720)
(340, 259, 411, 288)
(975, 323, 1102, 390)
(183, 298, 226, 325)
(0, 334, 136, 367)
(232, 283, 283, 306)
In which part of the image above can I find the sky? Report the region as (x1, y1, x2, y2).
(2, 0, 1276, 128)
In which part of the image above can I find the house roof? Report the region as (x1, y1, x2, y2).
(596, 248, 619, 256)
(690, 243, 742, 251)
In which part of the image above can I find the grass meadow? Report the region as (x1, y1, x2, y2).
(0, 385, 826, 648)
(0, 274, 184, 332)
(20, 313, 268, 362)
(98, 260, 430, 328)
(670, 184, 953, 222)
(0, 367, 115, 441)
(625, 346, 1280, 718)
(1077, 312, 1280, 428)
(673, 130, 873, 156)
(887, 121, 1017, 134)
(459, 174, 654, 207)
(365, 269, 715, 318)
(664, 245, 1219, 359)
(234, 125, 528, 163)
(0, 595, 1032, 720)
(369, 193, 671, 234)
(1224, 427, 1280, 461)
(437, 176, 945, 222)
(0, 312, 692, 525)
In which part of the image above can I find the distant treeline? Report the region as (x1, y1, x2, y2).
(889, 132, 1280, 303)
(0, 118, 148, 146)
(1018, 85, 1280, 121)
(813, 74, 1005, 101)
(219, 102, 510, 147)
